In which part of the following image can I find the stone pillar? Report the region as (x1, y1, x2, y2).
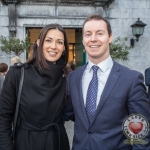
(8, 3, 16, 36)
(4, 0, 18, 37)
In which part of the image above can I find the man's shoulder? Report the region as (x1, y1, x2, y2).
(70, 65, 86, 74)
(68, 64, 87, 80)
(114, 61, 141, 76)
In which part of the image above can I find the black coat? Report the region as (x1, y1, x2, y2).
(0, 62, 70, 150)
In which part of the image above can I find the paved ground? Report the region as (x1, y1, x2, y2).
(65, 121, 74, 149)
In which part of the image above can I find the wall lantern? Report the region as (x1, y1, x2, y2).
(130, 18, 147, 47)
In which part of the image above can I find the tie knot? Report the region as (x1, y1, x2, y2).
(92, 65, 99, 73)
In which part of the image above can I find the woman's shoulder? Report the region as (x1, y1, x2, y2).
(8, 63, 24, 74)
(8, 63, 32, 76)
(12, 63, 31, 70)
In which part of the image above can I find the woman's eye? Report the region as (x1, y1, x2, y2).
(45, 39, 51, 42)
(57, 41, 63, 45)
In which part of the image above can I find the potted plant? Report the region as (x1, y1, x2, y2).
(110, 37, 131, 61)
(0, 36, 31, 57)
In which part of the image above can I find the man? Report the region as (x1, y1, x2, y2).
(145, 67, 150, 101)
(65, 14, 150, 150)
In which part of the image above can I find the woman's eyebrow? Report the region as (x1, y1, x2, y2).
(45, 37, 64, 41)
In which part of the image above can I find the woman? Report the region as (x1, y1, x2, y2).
(0, 24, 70, 150)
(0, 63, 8, 94)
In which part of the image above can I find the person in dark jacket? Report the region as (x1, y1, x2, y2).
(0, 63, 8, 95)
(145, 67, 150, 101)
(0, 24, 70, 150)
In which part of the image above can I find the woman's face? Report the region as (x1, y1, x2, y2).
(42, 29, 65, 63)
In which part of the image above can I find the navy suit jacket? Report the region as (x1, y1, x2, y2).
(65, 61, 150, 150)
(145, 67, 150, 101)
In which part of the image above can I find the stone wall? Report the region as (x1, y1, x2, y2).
(1, 0, 150, 74)
(0, 3, 10, 64)
(103, 0, 150, 75)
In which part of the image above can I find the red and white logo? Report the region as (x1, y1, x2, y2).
(123, 114, 149, 140)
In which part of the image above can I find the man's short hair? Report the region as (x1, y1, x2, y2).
(83, 14, 112, 37)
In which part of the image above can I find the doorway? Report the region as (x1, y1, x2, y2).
(26, 27, 86, 69)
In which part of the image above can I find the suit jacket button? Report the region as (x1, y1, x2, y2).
(88, 132, 92, 135)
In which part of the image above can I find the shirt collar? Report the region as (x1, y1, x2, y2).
(87, 55, 113, 73)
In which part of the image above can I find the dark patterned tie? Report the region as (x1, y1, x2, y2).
(86, 65, 99, 124)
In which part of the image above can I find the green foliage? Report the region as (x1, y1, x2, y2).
(0, 36, 31, 56)
(110, 37, 131, 61)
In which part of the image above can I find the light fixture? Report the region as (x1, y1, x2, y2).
(130, 18, 147, 47)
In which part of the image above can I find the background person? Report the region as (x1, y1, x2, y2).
(64, 14, 150, 150)
(145, 67, 150, 101)
(0, 63, 8, 95)
(0, 24, 70, 150)
(11, 56, 22, 66)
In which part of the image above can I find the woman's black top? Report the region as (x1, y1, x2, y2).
(0, 60, 70, 150)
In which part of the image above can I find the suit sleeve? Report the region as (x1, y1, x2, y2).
(127, 72, 150, 150)
(0, 67, 17, 150)
(63, 73, 75, 122)
(145, 68, 150, 86)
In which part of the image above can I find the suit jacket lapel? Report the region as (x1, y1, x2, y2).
(76, 63, 89, 126)
(90, 61, 120, 126)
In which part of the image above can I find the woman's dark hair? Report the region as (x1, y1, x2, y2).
(83, 14, 112, 37)
(0, 63, 8, 73)
(26, 24, 69, 70)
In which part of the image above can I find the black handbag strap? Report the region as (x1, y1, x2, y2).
(13, 66, 24, 140)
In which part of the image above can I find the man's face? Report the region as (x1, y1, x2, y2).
(83, 19, 112, 64)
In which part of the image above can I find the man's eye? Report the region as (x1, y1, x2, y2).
(85, 34, 91, 37)
(97, 33, 103, 36)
